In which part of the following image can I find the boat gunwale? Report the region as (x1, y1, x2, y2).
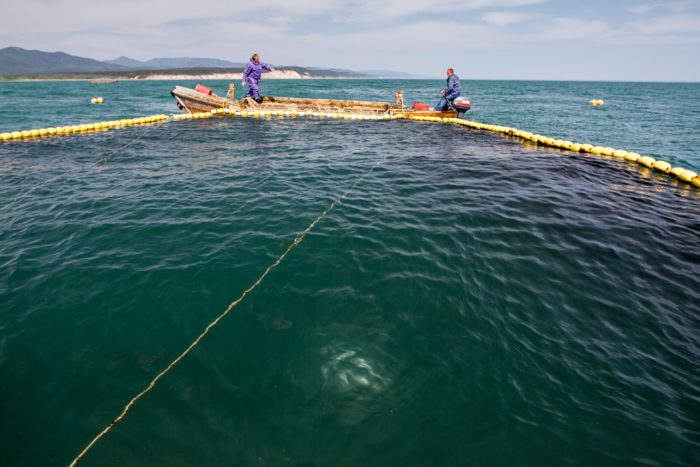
(170, 85, 458, 117)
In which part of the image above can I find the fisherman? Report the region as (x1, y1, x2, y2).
(242, 53, 274, 103)
(434, 68, 461, 111)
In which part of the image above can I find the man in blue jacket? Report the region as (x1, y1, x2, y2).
(434, 68, 461, 111)
(242, 53, 274, 103)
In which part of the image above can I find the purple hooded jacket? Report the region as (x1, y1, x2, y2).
(242, 59, 272, 84)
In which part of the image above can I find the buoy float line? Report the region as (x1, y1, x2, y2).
(5, 110, 695, 190)
(68, 158, 382, 466)
(409, 115, 699, 190)
(170, 110, 700, 189)
(0, 114, 170, 144)
(167, 110, 700, 189)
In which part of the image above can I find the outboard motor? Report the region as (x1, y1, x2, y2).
(452, 97, 471, 117)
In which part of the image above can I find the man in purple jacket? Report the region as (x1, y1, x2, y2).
(242, 53, 274, 103)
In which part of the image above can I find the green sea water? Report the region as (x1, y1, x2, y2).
(1, 79, 699, 466)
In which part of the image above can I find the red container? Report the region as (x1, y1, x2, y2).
(412, 103, 429, 110)
(195, 84, 212, 95)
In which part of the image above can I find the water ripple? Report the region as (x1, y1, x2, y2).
(0, 111, 698, 466)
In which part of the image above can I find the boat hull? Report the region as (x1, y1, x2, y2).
(170, 86, 458, 118)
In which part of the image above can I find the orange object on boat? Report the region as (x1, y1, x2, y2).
(195, 84, 212, 95)
(412, 103, 429, 110)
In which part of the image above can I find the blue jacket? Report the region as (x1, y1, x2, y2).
(243, 59, 272, 83)
(444, 73, 461, 100)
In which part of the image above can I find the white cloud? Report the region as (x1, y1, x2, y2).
(1, 0, 698, 80)
(627, 14, 700, 34)
(628, 1, 697, 15)
(482, 11, 535, 26)
(537, 18, 609, 40)
(327, 0, 549, 23)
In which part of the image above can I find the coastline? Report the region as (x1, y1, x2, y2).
(141, 69, 308, 80)
(1, 69, 389, 82)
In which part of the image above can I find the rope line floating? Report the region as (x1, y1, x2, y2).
(1, 105, 691, 462)
(68, 159, 381, 466)
(3, 110, 697, 189)
(406, 115, 700, 189)
(0, 114, 169, 143)
(168, 108, 699, 189)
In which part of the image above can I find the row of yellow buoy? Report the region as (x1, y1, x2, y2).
(171, 108, 401, 121)
(590, 99, 604, 106)
(3, 108, 697, 189)
(0, 114, 170, 142)
(91, 97, 104, 104)
(410, 115, 699, 188)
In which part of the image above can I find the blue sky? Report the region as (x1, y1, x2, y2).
(2, 0, 699, 81)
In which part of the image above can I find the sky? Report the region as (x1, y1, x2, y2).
(1, 0, 699, 81)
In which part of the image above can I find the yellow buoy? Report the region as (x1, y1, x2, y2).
(570, 143, 582, 152)
(624, 152, 640, 162)
(612, 149, 627, 159)
(692, 177, 700, 188)
(601, 147, 615, 156)
(670, 167, 685, 177)
(653, 160, 672, 173)
(638, 156, 656, 168)
(591, 146, 604, 155)
(678, 170, 698, 183)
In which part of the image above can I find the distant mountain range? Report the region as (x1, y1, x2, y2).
(0, 47, 126, 74)
(0, 47, 421, 78)
(103, 56, 247, 69)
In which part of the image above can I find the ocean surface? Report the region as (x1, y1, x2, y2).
(1, 79, 699, 466)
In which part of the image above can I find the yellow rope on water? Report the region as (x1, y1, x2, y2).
(69, 160, 380, 466)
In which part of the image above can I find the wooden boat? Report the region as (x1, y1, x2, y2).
(170, 84, 468, 118)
